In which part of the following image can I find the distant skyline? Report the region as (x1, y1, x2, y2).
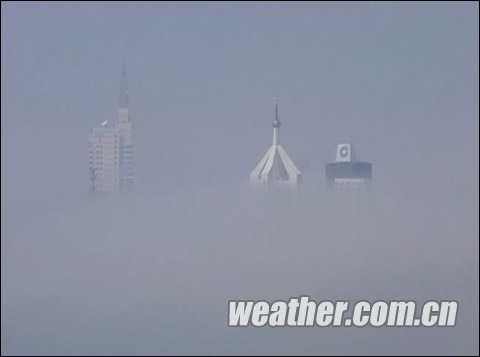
(2, 2, 478, 203)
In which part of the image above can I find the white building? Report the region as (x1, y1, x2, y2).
(250, 102, 302, 190)
(89, 63, 134, 193)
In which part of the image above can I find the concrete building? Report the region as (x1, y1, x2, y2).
(325, 143, 372, 191)
(89, 63, 134, 193)
(250, 101, 302, 190)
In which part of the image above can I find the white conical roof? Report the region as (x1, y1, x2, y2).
(250, 103, 301, 189)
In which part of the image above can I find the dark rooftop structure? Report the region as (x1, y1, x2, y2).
(325, 143, 372, 190)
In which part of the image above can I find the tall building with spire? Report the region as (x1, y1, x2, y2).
(89, 63, 134, 193)
(250, 100, 302, 189)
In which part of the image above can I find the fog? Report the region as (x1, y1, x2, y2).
(1, 2, 478, 355)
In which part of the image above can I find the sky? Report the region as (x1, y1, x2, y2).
(1, 2, 479, 355)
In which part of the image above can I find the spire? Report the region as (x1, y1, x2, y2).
(275, 94, 279, 116)
(119, 59, 129, 109)
(250, 97, 302, 189)
(272, 95, 281, 145)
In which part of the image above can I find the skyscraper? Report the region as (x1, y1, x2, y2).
(89, 63, 134, 193)
(250, 100, 302, 190)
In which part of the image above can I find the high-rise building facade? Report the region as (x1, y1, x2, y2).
(89, 63, 134, 193)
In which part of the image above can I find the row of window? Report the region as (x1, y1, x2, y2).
(92, 164, 118, 169)
(94, 143, 118, 148)
(95, 150, 118, 154)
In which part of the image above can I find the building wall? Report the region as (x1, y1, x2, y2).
(89, 127, 120, 192)
(119, 137, 134, 190)
(325, 161, 372, 191)
(89, 124, 134, 193)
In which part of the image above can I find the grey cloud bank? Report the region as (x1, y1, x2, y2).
(2, 185, 478, 355)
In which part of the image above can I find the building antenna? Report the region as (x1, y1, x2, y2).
(275, 93, 279, 121)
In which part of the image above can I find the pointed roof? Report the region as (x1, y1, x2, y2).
(119, 60, 129, 109)
(250, 102, 302, 188)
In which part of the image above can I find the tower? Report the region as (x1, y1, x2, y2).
(118, 60, 130, 133)
(117, 61, 134, 190)
(250, 100, 302, 189)
(89, 62, 134, 193)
